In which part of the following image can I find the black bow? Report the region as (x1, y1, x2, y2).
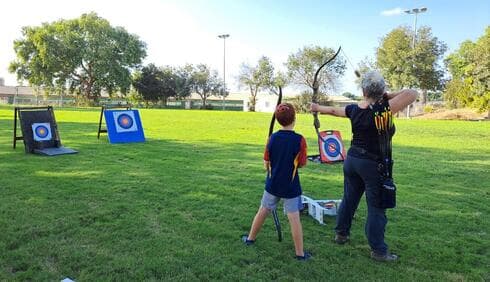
(312, 46, 342, 137)
(267, 86, 283, 242)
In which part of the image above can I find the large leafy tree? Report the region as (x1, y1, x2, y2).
(133, 64, 193, 106)
(286, 45, 346, 99)
(158, 66, 179, 106)
(9, 12, 146, 102)
(376, 26, 447, 103)
(445, 26, 490, 115)
(189, 64, 222, 109)
(132, 64, 165, 104)
(174, 64, 194, 100)
(376, 28, 413, 90)
(238, 56, 275, 112)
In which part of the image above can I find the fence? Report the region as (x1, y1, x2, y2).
(2, 91, 245, 111)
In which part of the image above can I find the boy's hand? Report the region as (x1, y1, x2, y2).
(264, 160, 270, 171)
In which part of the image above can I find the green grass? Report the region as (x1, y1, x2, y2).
(0, 105, 489, 281)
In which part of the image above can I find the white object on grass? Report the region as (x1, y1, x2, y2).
(301, 195, 341, 225)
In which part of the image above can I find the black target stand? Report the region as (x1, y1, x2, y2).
(97, 104, 132, 139)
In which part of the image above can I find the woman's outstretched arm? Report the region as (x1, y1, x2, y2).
(310, 103, 347, 118)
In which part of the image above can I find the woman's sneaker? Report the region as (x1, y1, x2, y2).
(334, 234, 349, 244)
(370, 251, 398, 262)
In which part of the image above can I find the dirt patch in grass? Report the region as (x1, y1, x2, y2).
(415, 108, 488, 120)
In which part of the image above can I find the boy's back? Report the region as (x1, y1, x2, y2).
(264, 130, 307, 198)
(242, 103, 312, 261)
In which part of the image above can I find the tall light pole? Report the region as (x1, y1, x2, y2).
(404, 7, 427, 117)
(218, 34, 230, 110)
(404, 7, 427, 49)
(14, 86, 18, 105)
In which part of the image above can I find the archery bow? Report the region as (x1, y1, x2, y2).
(312, 46, 342, 138)
(311, 46, 342, 157)
(267, 86, 283, 242)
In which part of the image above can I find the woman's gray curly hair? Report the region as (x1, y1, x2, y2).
(361, 71, 385, 101)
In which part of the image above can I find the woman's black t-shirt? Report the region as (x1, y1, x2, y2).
(345, 102, 395, 159)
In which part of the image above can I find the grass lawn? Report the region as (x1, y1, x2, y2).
(0, 105, 489, 281)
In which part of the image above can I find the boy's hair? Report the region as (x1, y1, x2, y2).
(275, 103, 296, 126)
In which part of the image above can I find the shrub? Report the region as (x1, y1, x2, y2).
(424, 105, 435, 113)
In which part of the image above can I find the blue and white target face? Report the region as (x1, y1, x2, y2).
(31, 123, 52, 141)
(323, 137, 342, 158)
(113, 111, 138, 133)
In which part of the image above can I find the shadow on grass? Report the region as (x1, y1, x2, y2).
(0, 118, 488, 280)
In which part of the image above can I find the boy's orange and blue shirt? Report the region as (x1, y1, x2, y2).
(263, 130, 307, 198)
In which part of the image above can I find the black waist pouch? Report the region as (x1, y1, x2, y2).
(378, 177, 396, 209)
(375, 160, 396, 209)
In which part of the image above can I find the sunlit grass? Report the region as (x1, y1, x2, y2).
(0, 105, 489, 280)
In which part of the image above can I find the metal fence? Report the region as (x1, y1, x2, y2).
(3, 95, 245, 111)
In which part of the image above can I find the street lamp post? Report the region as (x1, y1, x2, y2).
(404, 7, 427, 117)
(404, 7, 427, 49)
(217, 34, 230, 110)
(14, 86, 18, 105)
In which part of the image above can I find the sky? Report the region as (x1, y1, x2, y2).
(0, 0, 488, 95)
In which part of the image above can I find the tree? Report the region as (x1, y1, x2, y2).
(426, 90, 443, 102)
(132, 64, 164, 105)
(133, 64, 191, 107)
(286, 91, 332, 113)
(9, 12, 146, 103)
(189, 64, 222, 109)
(413, 27, 448, 103)
(342, 92, 359, 100)
(159, 66, 178, 106)
(376, 27, 413, 90)
(174, 64, 193, 100)
(286, 46, 346, 98)
(445, 26, 490, 115)
(443, 79, 470, 108)
(238, 56, 275, 112)
(376, 26, 447, 103)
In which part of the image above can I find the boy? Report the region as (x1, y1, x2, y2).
(241, 103, 311, 261)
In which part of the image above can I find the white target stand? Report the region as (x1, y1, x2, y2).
(301, 195, 341, 225)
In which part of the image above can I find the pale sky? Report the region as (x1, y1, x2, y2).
(1, 0, 489, 95)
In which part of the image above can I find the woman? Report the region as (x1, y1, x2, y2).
(310, 71, 417, 262)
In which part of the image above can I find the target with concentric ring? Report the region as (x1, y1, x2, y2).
(117, 113, 134, 129)
(318, 131, 345, 163)
(324, 137, 341, 158)
(113, 111, 138, 133)
(31, 123, 52, 141)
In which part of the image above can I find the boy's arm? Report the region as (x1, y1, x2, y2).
(297, 137, 308, 167)
(263, 139, 270, 171)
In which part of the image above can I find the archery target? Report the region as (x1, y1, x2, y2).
(31, 123, 52, 141)
(318, 130, 346, 163)
(324, 137, 342, 158)
(103, 109, 145, 144)
(113, 111, 138, 133)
